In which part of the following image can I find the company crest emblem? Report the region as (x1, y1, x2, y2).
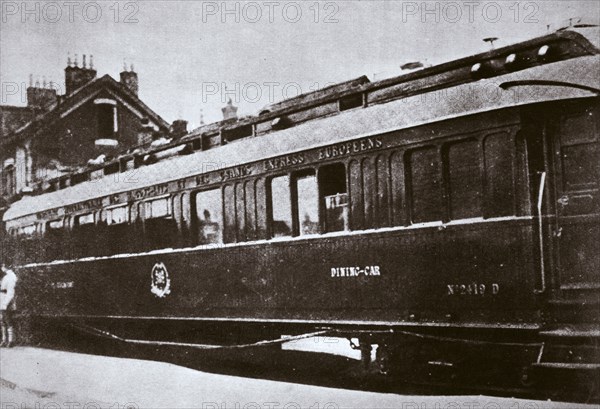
(150, 262, 171, 298)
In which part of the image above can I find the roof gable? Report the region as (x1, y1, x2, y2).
(1, 74, 169, 146)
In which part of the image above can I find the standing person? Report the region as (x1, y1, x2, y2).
(0, 263, 17, 347)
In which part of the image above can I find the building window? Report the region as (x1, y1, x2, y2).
(2, 164, 15, 196)
(95, 99, 118, 139)
(195, 189, 223, 244)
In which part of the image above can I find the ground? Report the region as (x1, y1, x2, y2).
(0, 346, 597, 409)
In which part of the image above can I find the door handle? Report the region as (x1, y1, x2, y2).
(535, 172, 547, 294)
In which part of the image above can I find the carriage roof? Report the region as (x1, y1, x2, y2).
(4, 29, 599, 223)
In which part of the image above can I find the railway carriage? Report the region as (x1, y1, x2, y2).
(2, 27, 599, 393)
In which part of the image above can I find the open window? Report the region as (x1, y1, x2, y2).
(73, 212, 97, 257)
(268, 165, 349, 238)
(269, 175, 293, 238)
(141, 196, 178, 250)
(96, 100, 117, 139)
(16, 223, 40, 263)
(194, 189, 223, 245)
(101, 205, 131, 255)
(319, 164, 348, 232)
(296, 171, 319, 236)
(45, 218, 66, 261)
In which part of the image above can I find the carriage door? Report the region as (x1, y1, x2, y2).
(552, 100, 600, 295)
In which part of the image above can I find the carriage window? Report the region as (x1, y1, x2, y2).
(74, 213, 97, 257)
(18, 224, 38, 236)
(46, 219, 66, 261)
(76, 213, 95, 225)
(48, 219, 64, 229)
(245, 181, 257, 241)
(484, 132, 515, 217)
(235, 183, 247, 242)
(296, 173, 319, 236)
(100, 205, 131, 255)
(142, 197, 178, 250)
(409, 146, 444, 223)
(223, 185, 236, 243)
(104, 205, 129, 225)
(270, 176, 292, 237)
(144, 198, 170, 219)
(15, 223, 40, 264)
(560, 107, 597, 146)
(446, 140, 482, 220)
(559, 107, 599, 191)
(319, 164, 348, 232)
(195, 189, 223, 244)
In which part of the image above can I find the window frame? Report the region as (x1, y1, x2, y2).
(267, 173, 294, 238)
(140, 195, 173, 221)
(193, 187, 225, 245)
(102, 204, 130, 226)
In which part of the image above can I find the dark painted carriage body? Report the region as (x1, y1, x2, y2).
(3, 28, 600, 388)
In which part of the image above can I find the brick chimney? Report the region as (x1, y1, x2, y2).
(26, 75, 57, 110)
(120, 63, 139, 96)
(170, 119, 188, 139)
(65, 53, 97, 95)
(221, 98, 238, 121)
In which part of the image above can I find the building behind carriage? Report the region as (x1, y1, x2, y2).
(0, 55, 179, 216)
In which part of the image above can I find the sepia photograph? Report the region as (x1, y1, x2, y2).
(0, 1, 599, 408)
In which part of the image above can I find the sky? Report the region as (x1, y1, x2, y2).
(1, 1, 599, 129)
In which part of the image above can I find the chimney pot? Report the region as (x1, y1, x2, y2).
(120, 66, 139, 96)
(27, 76, 58, 109)
(65, 53, 97, 95)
